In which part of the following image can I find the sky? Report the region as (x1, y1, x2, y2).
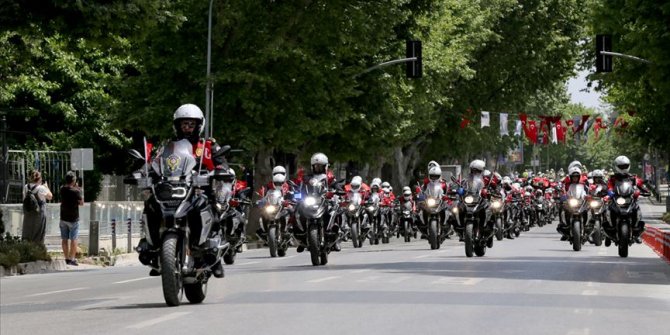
(566, 69, 604, 110)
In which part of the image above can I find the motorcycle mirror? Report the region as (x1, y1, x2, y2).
(129, 149, 145, 161)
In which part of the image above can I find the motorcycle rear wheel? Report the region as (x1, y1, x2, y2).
(161, 233, 183, 307)
(572, 220, 582, 251)
(592, 220, 603, 246)
(618, 222, 629, 258)
(464, 223, 474, 257)
(184, 282, 207, 304)
(268, 225, 278, 258)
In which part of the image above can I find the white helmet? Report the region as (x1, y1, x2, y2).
(272, 166, 286, 176)
(350, 176, 362, 191)
(173, 104, 205, 137)
(483, 169, 491, 177)
(272, 173, 286, 185)
(428, 165, 442, 180)
(568, 166, 581, 177)
(310, 153, 328, 174)
(371, 178, 381, 189)
(469, 159, 485, 173)
(502, 176, 512, 185)
(402, 186, 412, 197)
(381, 181, 391, 192)
(568, 160, 582, 171)
(428, 160, 440, 169)
(614, 155, 630, 174)
(592, 169, 605, 181)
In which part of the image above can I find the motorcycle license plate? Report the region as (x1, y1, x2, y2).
(294, 192, 302, 200)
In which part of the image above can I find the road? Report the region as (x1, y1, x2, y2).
(2, 221, 669, 335)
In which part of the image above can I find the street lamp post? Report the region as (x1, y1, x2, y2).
(205, 0, 214, 139)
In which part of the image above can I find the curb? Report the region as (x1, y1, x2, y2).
(642, 226, 670, 264)
(0, 259, 67, 277)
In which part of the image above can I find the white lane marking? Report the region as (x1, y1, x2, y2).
(350, 269, 371, 274)
(573, 309, 594, 315)
(276, 255, 298, 260)
(27, 287, 89, 297)
(581, 290, 599, 296)
(437, 249, 449, 253)
(586, 282, 600, 287)
(236, 261, 260, 266)
(355, 276, 380, 283)
(127, 312, 191, 329)
(431, 278, 482, 285)
(414, 254, 432, 259)
(306, 276, 340, 283)
(566, 328, 591, 335)
(113, 277, 154, 284)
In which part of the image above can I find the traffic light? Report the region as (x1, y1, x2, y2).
(406, 40, 422, 78)
(596, 34, 612, 73)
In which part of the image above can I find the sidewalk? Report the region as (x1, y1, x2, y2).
(639, 198, 670, 263)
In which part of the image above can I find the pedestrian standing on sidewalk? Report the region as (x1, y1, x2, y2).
(60, 171, 83, 266)
(22, 170, 53, 245)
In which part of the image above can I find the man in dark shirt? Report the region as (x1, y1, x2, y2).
(60, 171, 83, 266)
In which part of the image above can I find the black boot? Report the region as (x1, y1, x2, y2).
(149, 269, 160, 276)
(212, 261, 224, 278)
(332, 242, 341, 252)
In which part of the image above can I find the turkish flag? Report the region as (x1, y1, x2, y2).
(556, 120, 566, 143)
(527, 120, 538, 144)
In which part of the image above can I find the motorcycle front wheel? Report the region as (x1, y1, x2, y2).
(404, 220, 412, 242)
(267, 225, 278, 258)
(572, 220, 582, 251)
(592, 220, 602, 246)
(308, 224, 321, 266)
(429, 219, 439, 250)
(161, 233, 184, 307)
(351, 222, 361, 248)
(618, 222, 629, 258)
(464, 223, 474, 257)
(495, 217, 503, 241)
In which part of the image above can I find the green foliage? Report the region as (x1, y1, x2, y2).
(585, 0, 670, 153)
(0, 234, 51, 268)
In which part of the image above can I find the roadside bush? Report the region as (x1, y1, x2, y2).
(662, 212, 670, 224)
(0, 234, 51, 268)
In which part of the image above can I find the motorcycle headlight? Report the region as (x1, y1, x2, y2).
(568, 198, 579, 207)
(348, 204, 356, 212)
(590, 200, 601, 209)
(464, 196, 474, 204)
(367, 206, 375, 212)
(403, 210, 411, 215)
(616, 197, 626, 206)
(427, 198, 437, 207)
(537, 204, 543, 209)
(491, 200, 502, 209)
(304, 196, 317, 207)
(451, 207, 459, 214)
(265, 205, 278, 214)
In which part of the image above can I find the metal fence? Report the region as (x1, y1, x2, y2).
(2, 150, 71, 203)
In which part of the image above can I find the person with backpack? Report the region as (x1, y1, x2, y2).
(60, 171, 84, 266)
(22, 170, 53, 245)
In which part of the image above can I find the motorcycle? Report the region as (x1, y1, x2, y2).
(217, 172, 251, 265)
(344, 190, 365, 248)
(604, 179, 647, 257)
(257, 188, 295, 257)
(490, 195, 505, 241)
(364, 192, 385, 245)
(296, 177, 340, 266)
(455, 176, 493, 257)
(532, 190, 546, 228)
(563, 183, 592, 251)
(586, 185, 606, 247)
(418, 181, 450, 250)
(126, 139, 228, 306)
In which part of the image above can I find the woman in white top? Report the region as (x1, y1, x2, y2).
(22, 170, 53, 244)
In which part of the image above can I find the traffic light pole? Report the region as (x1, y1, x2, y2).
(359, 57, 417, 75)
(599, 51, 651, 64)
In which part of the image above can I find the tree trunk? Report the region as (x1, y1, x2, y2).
(247, 146, 274, 240)
(392, 139, 423, 190)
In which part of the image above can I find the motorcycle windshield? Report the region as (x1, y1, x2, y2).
(214, 182, 233, 204)
(304, 176, 325, 195)
(266, 189, 283, 206)
(616, 180, 634, 197)
(465, 176, 484, 196)
(567, 183, 586, 199)
(425, 181, 444, 198)
(369, 192, 380, 205)
(151, 139, 197, 179)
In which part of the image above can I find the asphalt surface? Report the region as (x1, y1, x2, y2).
(2, 216, 669, 335)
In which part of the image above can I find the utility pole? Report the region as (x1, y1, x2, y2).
(205, 0, 215, 139)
